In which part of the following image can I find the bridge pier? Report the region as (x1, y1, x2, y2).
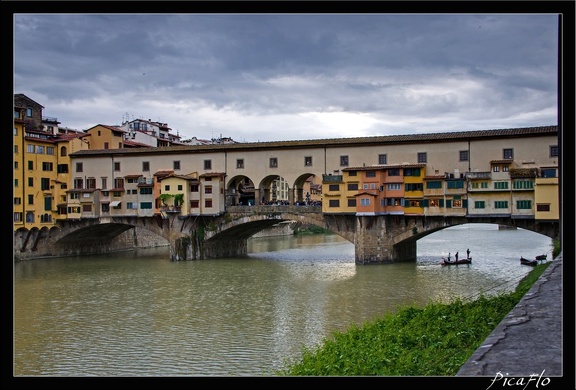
(171, 234, 248, 261)
(354, 216, 418, 264)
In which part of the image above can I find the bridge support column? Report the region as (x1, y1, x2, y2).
(171, 235, 248, 261)
(354, 216, 417, 264)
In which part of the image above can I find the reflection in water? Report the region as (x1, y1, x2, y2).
(14, 224, 553, 376)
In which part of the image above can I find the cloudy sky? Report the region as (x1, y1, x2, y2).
(14, 13, 560, 143)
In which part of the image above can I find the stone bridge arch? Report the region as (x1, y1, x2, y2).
(14, 217, 171, 261)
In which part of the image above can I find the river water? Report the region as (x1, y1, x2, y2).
(13, 224, 553, 377)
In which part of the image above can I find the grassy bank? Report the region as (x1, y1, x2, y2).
(276, 261, 551, 376)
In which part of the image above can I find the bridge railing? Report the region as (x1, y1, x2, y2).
(226, 205, 322, 214)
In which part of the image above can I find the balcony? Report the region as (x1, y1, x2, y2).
(465, 171, 491, 179)
(322, 174, 343, 183)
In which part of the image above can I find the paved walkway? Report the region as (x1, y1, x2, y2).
(457, 253, 565, 381)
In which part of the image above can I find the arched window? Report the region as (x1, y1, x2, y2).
(60, 146, 67, 156)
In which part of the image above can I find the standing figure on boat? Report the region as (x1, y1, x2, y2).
(466, 248, 470, 259)
(455, 252, 459, 261)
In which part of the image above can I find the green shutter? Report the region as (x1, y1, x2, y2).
(446, 200, 452, 208)
(439, 199, 444, 207)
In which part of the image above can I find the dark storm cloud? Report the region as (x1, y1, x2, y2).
(14, 13, 559, 141)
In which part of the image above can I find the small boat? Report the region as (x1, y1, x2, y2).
(520, 257, 538, 266)
(535, 254, 547, 260)
(441, 257, 472, 266)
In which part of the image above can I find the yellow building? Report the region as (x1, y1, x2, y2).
(83, 124, 126, 150)
(13, 94, 89, 231)
(534, 166, 559, 221)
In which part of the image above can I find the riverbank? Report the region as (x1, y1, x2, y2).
(275, 257, 560, 377)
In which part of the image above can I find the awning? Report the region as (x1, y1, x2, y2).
(110, 201, 121, 207)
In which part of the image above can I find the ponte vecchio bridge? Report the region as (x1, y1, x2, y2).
(14, 126, 560, 263)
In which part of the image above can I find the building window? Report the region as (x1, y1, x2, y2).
(205, 186, 213, 194)
(26, 108, 32, 117)
(328, 184, 339, 191)
(236, 159, 244, 169)
(494, 182, 509, 189)
(164, 185, 170, 191)
(140, 202, 153, 209)
(204, 160, 212, 170)
(178, 185, 183, 191)
(190, 200, 199, 208)
(41, 178, 50, 190)
(348, 199, 356, 207)
(494, 201, 508, 209)
(174, 160, 181, 170)
(340, 155, 349, 167)
(28, 177, 34, 187)
(143, 161, 150, 171)
(76, 162, 83, 172)
(205, 199, 213, 208)
(114, 162, 121, 171)
(46, 147, 54, 155)
(378, 154, 387, 164)
(426, 181, 442, 189)
(28, 194, 34, 205)
(270, 158, 278, 168)
(550, 145, 558, 157)
(388, 168, 400, 176)
(503, 148, 513, 159)
(36, 145, 44, 154)
(493, 165, 500, 172)
(516, 200, 532, 209)
(404, 168, 420, 176)
(459, 150, 469, 161)
(537, 204, 550, 212)
(139, 187, 153, 195)
(104, 142, 109, 149)
(474, 201, 485, 209)
(305, 156, 312, 166)
(360, 198, 371, 206)
(28, 161, 33, 170)
(541, 168, 556, 178)
(347, 183, 358, 191)
(42, 162, 53, 171)
(328, 199, 340, 207)
(191, 184, 199, 192)
(417, 152, 427, 163)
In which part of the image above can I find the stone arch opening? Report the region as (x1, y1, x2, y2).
(258, 175, 290, 205)
(226, 175, 256, 206)
(292, 173, 320, 205)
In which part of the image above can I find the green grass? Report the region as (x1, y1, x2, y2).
(275, 262, 551, 376)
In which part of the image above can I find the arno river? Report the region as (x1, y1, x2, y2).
(13, 223, 553, 377)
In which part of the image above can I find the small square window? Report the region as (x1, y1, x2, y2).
(417, 152, 427, 163)
(340, 156, 349, 166)
(550, 145, 558, 157)
(270, 158, 278, 168)
(503, 148, 513, 159)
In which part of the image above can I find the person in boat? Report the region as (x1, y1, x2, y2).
(466, 248, 470, 259)
(455, 252, 459, 261)
(448, 252, 451, 261)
